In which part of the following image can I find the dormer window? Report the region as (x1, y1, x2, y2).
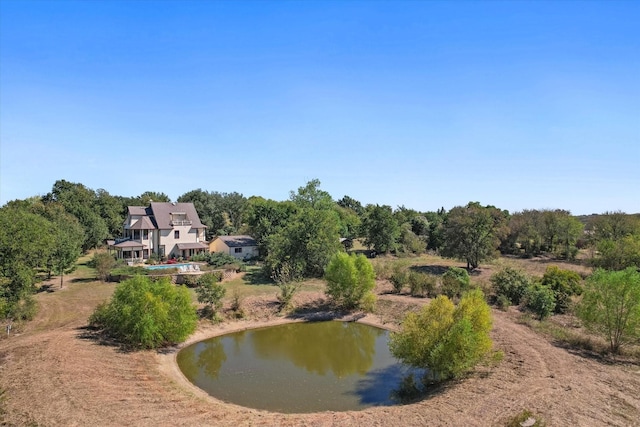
(175, 230, 180, 239)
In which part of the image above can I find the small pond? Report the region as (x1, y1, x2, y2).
(177, 321, 423, 413)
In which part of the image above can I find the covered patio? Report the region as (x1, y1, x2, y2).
(177, 242, 208, 259)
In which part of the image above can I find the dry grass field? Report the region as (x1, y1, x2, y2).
(1, 254, 639, 426)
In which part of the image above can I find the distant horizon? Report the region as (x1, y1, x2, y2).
(2, 177, 638, 218)
(2, 1, 638, 215)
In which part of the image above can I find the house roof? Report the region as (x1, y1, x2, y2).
(128, 216, 156, 230)
(216, 235, 257, 248)
(149, 202, 206, 230)
(112, 240, 147, 249)
(177, 242, 208, 250)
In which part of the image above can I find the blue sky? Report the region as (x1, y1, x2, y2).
(1, 0, 638, 215)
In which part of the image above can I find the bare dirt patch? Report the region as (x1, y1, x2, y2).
(1, 272, 639, 426)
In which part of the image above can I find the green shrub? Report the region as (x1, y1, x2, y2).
(541, 266, 582, 314)
(230, 289, 245, 319)
(408, 271, 436, 297)
(490, 266, 531, 306)
(89, 276, 197, 349)
(389, 289, 493, 381)
(390, 268, 409, 294)
(441, 267, 471, 299)
(195, 273, 227, 321)
(496, 294, 511, 311)
(524, 284, 556, 320)
(277, 283, 299, 313)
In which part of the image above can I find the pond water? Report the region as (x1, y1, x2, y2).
(177, 321, 422, 413)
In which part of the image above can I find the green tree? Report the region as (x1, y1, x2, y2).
(91, 252, 117, 282)
(0, 205, 54, 318)
(89, 276, 197, 349)
(324, 252, 376, 310)
(442, 202, 507, 269)
(243, 197, 298, 258)
(592, 235, 640, 271)
(576, 268, 640, 354)
(361, 204, 400, 254)
(389, 289, 493, 381)
(43, 179, 109, 251)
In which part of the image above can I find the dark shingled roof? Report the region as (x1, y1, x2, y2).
(217, 235, 257, 248)
(149, 202, 206, 230)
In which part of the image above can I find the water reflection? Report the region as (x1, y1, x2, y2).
(251, 321, 382, 377)
(196, 339, 227, 379)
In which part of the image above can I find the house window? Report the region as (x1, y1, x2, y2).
(174, 230, 180, 239)
(234, 247, 242, 254)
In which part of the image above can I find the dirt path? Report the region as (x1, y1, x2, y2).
(1, 278, 639, 426)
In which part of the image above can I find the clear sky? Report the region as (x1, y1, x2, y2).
(1, 0, 638, 215)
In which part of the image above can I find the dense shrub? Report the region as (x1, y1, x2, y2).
(195, 273, 227, 321)
(540, 266, 582, 314)
(524, 284, 556, 320)
(408, 271, 436, 297)
(325, 252, 376, 309)
(89, 276, 197, 349)
(490, 266, 531, 306)
(441, 267, 471, 299)
(389, 289, 493, 381)
(390, 268, 410, 294)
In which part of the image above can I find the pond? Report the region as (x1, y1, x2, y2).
(177, 321, 423, 413)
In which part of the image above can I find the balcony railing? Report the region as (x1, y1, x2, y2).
(170, 220, 192, 226)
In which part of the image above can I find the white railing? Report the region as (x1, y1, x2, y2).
(170, 220, 192, 226)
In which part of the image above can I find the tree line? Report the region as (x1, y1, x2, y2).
(2, 178, 639, 321)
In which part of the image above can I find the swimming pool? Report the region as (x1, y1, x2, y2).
(145, 263, 198, 271)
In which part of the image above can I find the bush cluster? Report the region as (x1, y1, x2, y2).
(89, 276, 197, 349)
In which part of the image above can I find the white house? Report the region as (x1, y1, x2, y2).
(108, 202, 208, 262)
(209, 235, 259, 260)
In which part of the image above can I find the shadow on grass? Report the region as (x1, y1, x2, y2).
(75, 325, 179, 354)
(242, 267, 274, 286)
(409, 265, 450, 276)
(71, 276, 97, 283)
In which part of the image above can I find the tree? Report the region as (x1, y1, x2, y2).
(89, 276, 197, 349)
(0, 204, 55, 319)
(442, 202, 507, 269)
(51, 219, 84, 288)
(265, 207, 342, 278)
(389, 289, 493, 381)
(243, 197, 298, 258)
(576, 268, 640, 354)
(91, 252, 116, 282)
(43, 179, 109, 251)
(263, 181, 343, 278)
(592, 235, 640, 271)
(361, 204, 400, 253)
(195, 273, 227, 321)
(324, 252, 376, 310)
